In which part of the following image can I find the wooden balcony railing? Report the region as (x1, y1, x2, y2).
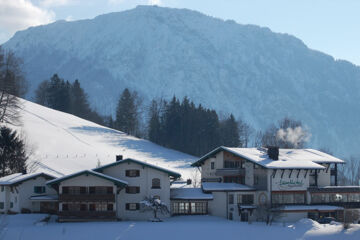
(59, 211, 116, 220)
(59, 194, 115, 202)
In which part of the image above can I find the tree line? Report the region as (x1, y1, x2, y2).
(35, 74, 104, 125)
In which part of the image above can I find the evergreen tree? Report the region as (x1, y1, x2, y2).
(115, 88, 138, 135)
(0, 127, 27, 177)
(70, 79, 91, 118)
(219, 114, 240, 147)
(148, 100, 161, 144)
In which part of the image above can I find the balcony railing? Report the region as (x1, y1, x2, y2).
(59, 211, 116, 220)
(59, 194, 115, 202)
(215, 168, 245, 176)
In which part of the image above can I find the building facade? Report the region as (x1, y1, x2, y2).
(0, 172, 57, 214)
(189, 146, 360, 222)
(45, 157, 181, 222)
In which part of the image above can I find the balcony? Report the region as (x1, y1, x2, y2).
(59, 194, 115, 202)
(309, 186, 360, 208)
(59, 211, 116, 221)
(215, 168, 245, 176)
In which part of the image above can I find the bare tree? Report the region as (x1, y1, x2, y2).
(238, 119, 253, 147)
(0, 47, 27, 125)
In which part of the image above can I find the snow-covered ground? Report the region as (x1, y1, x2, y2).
(0, 214, 359, 240)
(9, 99, 197, 179)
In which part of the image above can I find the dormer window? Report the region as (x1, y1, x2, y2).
(211, 162, 215, 170)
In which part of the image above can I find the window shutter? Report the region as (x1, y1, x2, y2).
(125, 170, 130, 177)
(136, 187, 140, 193)
(136, 170, 140, 177)
(126, 203, 129, 210)
(136, 203, 140, 210)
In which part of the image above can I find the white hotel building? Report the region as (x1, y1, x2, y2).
(188, 146, 360, 222)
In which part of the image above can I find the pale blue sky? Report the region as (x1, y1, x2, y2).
(1, 0, 359, 65)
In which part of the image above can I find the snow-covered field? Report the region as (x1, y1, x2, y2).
(0, 214, 359, 240)
(9, 99, 197, 179)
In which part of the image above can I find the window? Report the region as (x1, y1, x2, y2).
(152, 178, 161, 189)
(89, 186, 113, 194)
(211, 162, 215, 170)
(107, 204, 114, 211)
(241, 195, 254, 204)
(126, 186, 140, 194)
(153, 195, 160, 200)
(80, 204, 87, 211)
(229, 194, 234, 204)
(1, 186, 4, 192)
(272, 192, 306, 205)
(89, 204, 95, 211)
(126, 203, 140, 211)
(96, 203, 107, 211)
(229, 212, 233, 220)
(62, 187, 69, 194)
(63, 186, 87, 195)
(10, 202, 13, 208)
(34, 186, 46, 194)
(0, 202, 4, 209)
(224, 176, 245, 184)
(126, 170, 140, 177)
(62, 204, 69, 211)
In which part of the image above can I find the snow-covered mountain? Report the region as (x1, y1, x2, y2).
(3, 6, 360, 157)
(9, 99, 196, 179)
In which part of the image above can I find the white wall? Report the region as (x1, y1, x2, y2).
(208, 192, 227, 218)
(317, 166, 331, 187)
(101, 161, 171, 221)
(0, 176, 57, 213)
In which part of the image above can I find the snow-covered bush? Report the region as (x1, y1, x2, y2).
(140, 196, 169, 221)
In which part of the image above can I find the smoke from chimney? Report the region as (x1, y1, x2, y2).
(276, 126, 310, 148)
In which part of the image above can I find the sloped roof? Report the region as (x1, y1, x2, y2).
(0, 172, 56, 186)
(46, 170, 128, 187)
(191, 146, 343, 169)
(93, 158, 181, 178)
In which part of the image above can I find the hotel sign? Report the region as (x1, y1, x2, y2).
(276, 179, 304, 190)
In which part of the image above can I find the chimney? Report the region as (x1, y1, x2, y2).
(186, 179, 192, 185)
(267, 146, 279, 160)
(116, 155, 123, 161)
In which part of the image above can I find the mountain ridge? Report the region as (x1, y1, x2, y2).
(3, 5, 360, 157)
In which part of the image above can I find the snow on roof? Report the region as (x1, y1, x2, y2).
(224, 147, 336, 169)
(202, 182, 255, 192)
(0, 172, 55, 185)
(170, 181, 193, 189)
(170, 188, 213, 200)
(29, 194, 58, 201)
(47, 170, 128, 186)
(193, 146, 343, 169)
(94, 158, 181, 178)
(278, 205, 344, 212)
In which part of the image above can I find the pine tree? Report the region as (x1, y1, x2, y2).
(220, 114, 240, 147)
(148, 100, 161, 144)
(0, 127, 27, 177)
(70, 79, 91, 118)
(115, 88, 138, 135)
